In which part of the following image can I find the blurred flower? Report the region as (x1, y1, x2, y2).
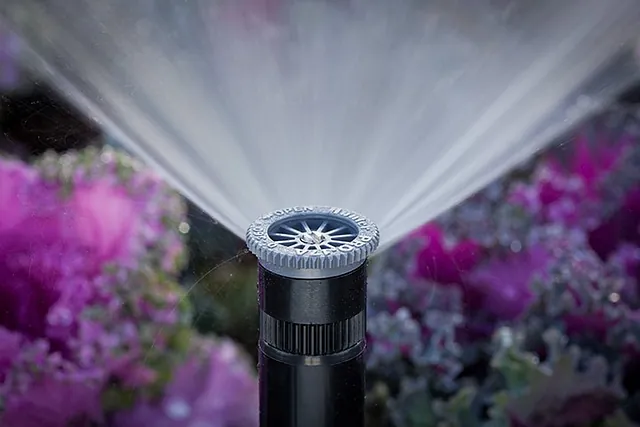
(509, 130, 635, 232)
(437, 179, 534, 251)
(506, 346, 626, 427)
(0, 148, 191, 426)
(64, 180, 146, 269)
(412, 223, 481, 286)
(590, 186, 640, 261)
(366, 111, 640, 427)
(36, 147, 188, 273)
(552, 132, 632, 193)
(523, 227, 630, 341)
(467, 244, 549, 321)
(112, 337, 258, 427)
(1, 370, 103, 427)
(367, 246, 465, 391)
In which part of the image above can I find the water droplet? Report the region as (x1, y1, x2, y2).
(178, 222, 191, 234)
(49, 308, 73, 327)
(219, 343, 237, 362)
(164, 398, 191, 420)
(100, 151, 115, 163)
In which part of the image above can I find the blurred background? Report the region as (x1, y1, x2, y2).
(2, 17, 640, 427)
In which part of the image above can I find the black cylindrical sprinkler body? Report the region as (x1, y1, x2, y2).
(246, 207, 380, 427)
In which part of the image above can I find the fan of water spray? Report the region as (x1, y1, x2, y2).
(1, 0, 639, 249)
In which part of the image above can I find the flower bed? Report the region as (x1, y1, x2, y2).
(0, 147, 258, 427)
(366, 110, 640, 427)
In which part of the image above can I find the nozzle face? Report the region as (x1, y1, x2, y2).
(269, 215, 359, 249)
(246, 206, 379, 279)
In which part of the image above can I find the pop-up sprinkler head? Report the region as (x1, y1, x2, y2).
(247, 206, 379, 427)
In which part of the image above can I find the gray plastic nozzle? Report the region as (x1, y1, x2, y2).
(246, 206, 380, 279)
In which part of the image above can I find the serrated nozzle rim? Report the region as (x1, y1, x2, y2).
(246, 206, 380, 272)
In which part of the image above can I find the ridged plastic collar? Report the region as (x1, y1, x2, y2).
(246, 206, 379, 278)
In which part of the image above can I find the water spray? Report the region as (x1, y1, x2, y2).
(2, 1, 640, 251)
(246, 206, 379, 427)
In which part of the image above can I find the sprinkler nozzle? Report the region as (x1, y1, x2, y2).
(247, 206, 379, 427)
(247, 206, 379, 279)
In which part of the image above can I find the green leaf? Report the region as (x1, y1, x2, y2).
(398, 389, 439, 427)
(437, 387, 483, 427)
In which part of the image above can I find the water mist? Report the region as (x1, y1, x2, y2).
(1, 0, 639, 249)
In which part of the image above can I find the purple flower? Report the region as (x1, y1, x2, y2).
(437, 179, 534, 252)
(0, 158, 41, 231)
(2, 373, 103, 427)
(521, 227, 633, 342)
(0, 148, 190, 426)
(112, 338, 259, 427)
(63, 181, 145, 269)
(467, 245, 550, 321)
(556, 132, 631, 190)
(412, 224, 482, 285)
(367, 115, 640, 425)
(589, 186, 640, 260)
(367, 245, 465, 388)
(508, 131, 633, 231)
(36, 148, 188, 274)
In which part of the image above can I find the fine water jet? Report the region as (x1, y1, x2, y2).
(246, 206, 379, 427)
(1, 0, 639, 249)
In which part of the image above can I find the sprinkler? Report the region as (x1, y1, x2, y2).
(247, 206, 380, 427)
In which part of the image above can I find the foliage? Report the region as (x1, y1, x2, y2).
(366, 109, 640, 427)
(0, 147, 258, 427)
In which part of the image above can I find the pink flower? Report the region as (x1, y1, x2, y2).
(1, 376, 103, 427)
(412, 223, 482, 285)
(551, 132, 631, 192)
(61, 181, 145, 270)
(509, 131, 633, 230)
(0, 149, 190, 426)
(510, 164, 594, 228)
(589, 186, 640, 260)
(467, 245, 550, 321)
(563, 311, 613, 340)
(0, 329, 21, 381)
(410, 223, 484, 317)
(0, 158, 39, 233)
(113, 339, 259, 427)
